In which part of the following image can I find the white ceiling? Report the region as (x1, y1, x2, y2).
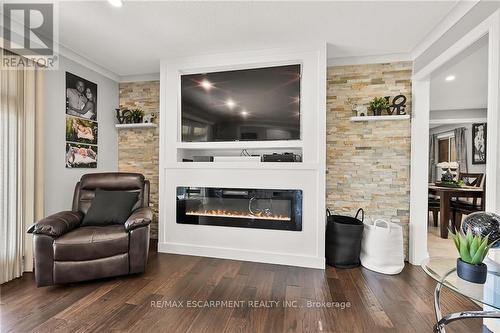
(57, 1, 459, 77)
(430, 36, 488, 111)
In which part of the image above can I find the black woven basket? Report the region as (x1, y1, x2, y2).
(325, 208, 364, 268)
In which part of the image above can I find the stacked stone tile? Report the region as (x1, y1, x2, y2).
(326, 62, 412, 258)
(118, 81, 160, 239)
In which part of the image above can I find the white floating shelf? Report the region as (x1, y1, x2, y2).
(350, 115, 410, 122)
(115, 123, 157, 129)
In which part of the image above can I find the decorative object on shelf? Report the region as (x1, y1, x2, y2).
(354, 105, 368, 117)
(347, 97, 366, 116)
(450, 227, 497, 284)
(115, 108, 131, 124)
(143, 113, 157, 123)
(368, 97, 389, 116)
(129, 108, 145, 124)
(384, 96, 393, 114)
(388, 94, 407, 115)
(472, 123, 487, 164)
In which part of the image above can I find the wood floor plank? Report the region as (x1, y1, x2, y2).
(0, 249, 489, 333)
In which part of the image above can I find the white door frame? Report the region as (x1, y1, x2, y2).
(409, 10, 500, 265)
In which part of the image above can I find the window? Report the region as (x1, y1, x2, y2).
(438, 135, 457, 163)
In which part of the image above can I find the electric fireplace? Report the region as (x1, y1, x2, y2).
(176, 187, 302, 231)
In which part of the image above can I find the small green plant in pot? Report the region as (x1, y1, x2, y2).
(368, 97, 389, 116)
(128, 108, 145, 123)
(450, 228, 496, 284)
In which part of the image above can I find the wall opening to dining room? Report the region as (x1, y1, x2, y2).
(409, 10, 500, 265)
(427, 36, 489, 258)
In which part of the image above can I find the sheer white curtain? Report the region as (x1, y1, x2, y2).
(0, 51, 44, 284)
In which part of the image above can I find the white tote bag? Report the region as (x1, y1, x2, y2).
(360, 219, 404, 275)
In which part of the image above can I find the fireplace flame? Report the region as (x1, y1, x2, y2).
(186, 209, 291, 221)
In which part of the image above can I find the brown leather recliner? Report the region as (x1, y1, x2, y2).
(28, 173, 152, 287)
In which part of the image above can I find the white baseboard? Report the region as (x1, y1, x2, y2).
(158, 242, 325, 269)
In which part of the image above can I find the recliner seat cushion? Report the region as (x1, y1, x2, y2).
(54, 225, 129, 261)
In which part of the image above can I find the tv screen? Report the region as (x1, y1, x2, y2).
(181, 64, 301, 142)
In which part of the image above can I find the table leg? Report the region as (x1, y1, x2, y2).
(434, 281, 500, 332)
(440, 192, 451, 239)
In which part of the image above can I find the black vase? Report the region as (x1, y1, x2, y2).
(456, 258, 487, 284)
(373, 108, 382, 116)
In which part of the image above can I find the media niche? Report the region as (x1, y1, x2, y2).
(181, 64, 301, 142)
(176, 187, 302, 231)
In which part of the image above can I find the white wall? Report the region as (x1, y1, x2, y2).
(43, 56, 119, 215)
(429, 123, 486, 174)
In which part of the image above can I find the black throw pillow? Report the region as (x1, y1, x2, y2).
(81, 189, 139, 226)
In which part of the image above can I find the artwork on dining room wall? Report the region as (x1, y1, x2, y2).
(65, 72, 98, 168)
(472, 123, 487, 164)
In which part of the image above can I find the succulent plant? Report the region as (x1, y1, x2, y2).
(368, 97, 389, 114)
(449, 228, 497, 265)
(128, 108, 145, 123)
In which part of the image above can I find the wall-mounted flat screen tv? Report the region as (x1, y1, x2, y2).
(181, 64, 301, 142)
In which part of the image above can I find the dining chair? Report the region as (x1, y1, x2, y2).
(452, 173, 485, 230)
(428, 198, 440, 227)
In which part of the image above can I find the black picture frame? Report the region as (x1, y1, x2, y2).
(472, 123, 487, 165)
(65, 72, 98, 121)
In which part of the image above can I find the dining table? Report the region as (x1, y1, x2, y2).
(428, 183, 484, 239)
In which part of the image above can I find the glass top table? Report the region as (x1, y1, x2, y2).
(422, 257, 500, 332)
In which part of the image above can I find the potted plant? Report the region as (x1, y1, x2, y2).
(450, 228, 497, 283)
(129, 108, 144, 123)
(368, 97, 389, 116)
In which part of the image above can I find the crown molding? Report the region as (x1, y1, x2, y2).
(327, 53, 411, 67)
(410, 0, 480, 60)
(58, 44, 120, 82)
(119, 73, 160, 83)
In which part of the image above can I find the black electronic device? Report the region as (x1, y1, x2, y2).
(262, 153, 301, 162)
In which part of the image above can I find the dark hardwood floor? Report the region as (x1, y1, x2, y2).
(0, 249, 487, 332)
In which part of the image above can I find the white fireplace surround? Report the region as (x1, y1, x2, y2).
(158, 44, 327, 268)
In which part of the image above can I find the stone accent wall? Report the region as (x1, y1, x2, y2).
(326, 62, 412, 257)
(118, 81, 160, 239)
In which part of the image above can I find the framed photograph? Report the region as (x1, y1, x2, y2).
(66, 116, 98, 145)
(65, 72, 97, 120)
(472, 123, 487, 164)
(65, 143, 97, 168)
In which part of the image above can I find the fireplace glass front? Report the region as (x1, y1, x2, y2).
(176, 187, 302, 231)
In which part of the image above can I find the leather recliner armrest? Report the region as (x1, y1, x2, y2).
(27, 211, 83, 237)
(124, 207, 152, 231)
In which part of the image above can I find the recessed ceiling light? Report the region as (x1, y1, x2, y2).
(108, 0, 123, 7)
(225, 99, 236, 109)
(241, 110, 248, 116)
(199, 79, 213, 91)
(445, 75, 455, 81)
